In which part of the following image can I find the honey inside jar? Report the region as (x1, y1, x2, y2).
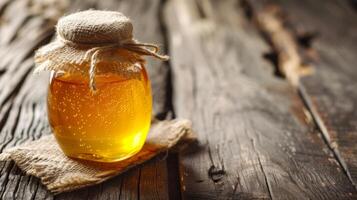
(47, 64, 152, 162)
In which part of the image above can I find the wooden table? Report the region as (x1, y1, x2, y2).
(0, 0, 356, 199)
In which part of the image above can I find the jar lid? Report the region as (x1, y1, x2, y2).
(57, 10, 133, 45)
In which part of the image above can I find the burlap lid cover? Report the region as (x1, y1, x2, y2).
(34, 10, 168, 90)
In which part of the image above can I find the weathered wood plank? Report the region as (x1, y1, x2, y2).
(0, 1, 60, 199)
(164, 0, 357, 199)
(250, 0, 357, 189)
(0, 0, 174, 199)
(282, 0, 357, 189)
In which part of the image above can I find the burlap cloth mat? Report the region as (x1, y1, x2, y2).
(0, 119, 194, 194)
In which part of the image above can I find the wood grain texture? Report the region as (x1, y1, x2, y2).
(164, 0, 357, 199)
(0, 0, 58, 199)
(0, 0, 175, 199)
(1, 0, 357, 199)
(253, 0, 357, 189)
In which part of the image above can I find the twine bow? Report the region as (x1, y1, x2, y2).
(59, 37, 169, 91)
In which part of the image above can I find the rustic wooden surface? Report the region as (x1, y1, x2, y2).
(274, 0, 357, 189)
(0, 0, 357, 199)
(248, 0, 357, 190)
(165, 0, 357, 199)
(0, 0, 176, 199)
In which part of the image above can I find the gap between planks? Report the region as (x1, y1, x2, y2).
(245, 0, 357, 190)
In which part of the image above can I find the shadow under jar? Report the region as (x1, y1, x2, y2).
(47, 61, 152, 162)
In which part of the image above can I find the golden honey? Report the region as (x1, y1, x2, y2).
(47, 66, 152, 162)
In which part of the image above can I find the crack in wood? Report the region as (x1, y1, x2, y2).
(10, 167, 23, 199)
(298, 85, 357, 190)
(208, 165, 226, 183)
(30, 178, 40, 200)
(0, 103, 12, 134)
(166, 153, 181, 200)
(247, 126, 274, 200)
(230, 175, 239, 199)
(240, 0, 253, 20)
(0, 161, 15, 199)
(118, 176, 123, 200)
(242, 0, 315, 86)
(296, 32, 318, 49)
(0, 0, 11, 17)
(207, 144, 226, 183)
(0, 69, 6, 76)
(137, 167, 141, 200)
(245, 0, 357, 192)
(262, 52, 281, 78)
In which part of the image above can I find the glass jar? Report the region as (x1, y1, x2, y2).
(35, 10, 167, 163)
(47, 61, 152, 162)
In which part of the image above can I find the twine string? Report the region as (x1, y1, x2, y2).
(58, 37, 169, 91)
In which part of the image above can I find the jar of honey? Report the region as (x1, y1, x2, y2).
(47, 61, 152, 162)
(34, 10, 168, 162)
